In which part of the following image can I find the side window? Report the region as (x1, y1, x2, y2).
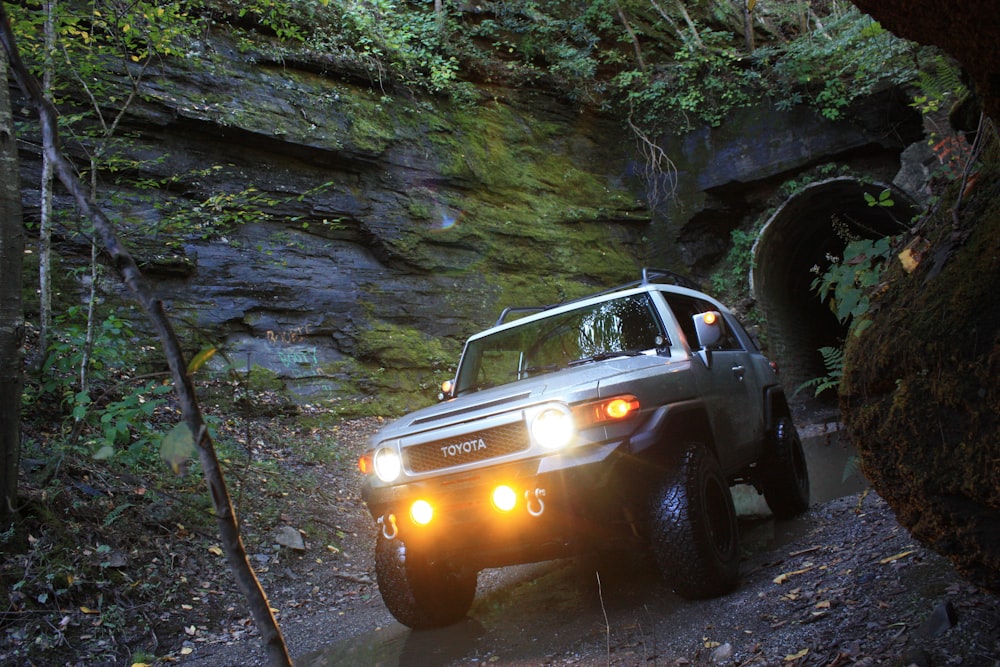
(663, 294, 701, 348)
(727, 315, 761, 352)
(664, 294, 743, 351)
(713, 316, 743, 351)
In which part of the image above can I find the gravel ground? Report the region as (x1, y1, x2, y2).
(176, 418, 1000, 667)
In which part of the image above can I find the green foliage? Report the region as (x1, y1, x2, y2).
(864, 188, 895, 208)
(765, 9, 917, 120)
(810, 235, 894, 337)
(298, 0, 472, 100)
(910, 54, 967, 115)
(8, 0, 197, 70)
(617, 28, 759, 131)
(151, 181, 280, 243)
(795, 345, 844, 398)
(102, 502, 135, 527)
(89, 381, 174, 463)
(41, 307, 136, 396)
(31, 307, 175, 465)
(231, 0, 308, 43)
(709, 227, 758, 302)
(160, 422, 196, 474)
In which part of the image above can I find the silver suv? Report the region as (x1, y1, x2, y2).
(359, 269, 810, 628)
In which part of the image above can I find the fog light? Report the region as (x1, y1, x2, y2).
(492, 485, 517, 512)
(410, 499, 434, 525)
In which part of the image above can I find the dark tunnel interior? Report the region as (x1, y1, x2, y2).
(752, 177, 918, 405)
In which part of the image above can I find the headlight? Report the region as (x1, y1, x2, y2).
(531, 406, 575, 450)
(373, 447, 402, 482)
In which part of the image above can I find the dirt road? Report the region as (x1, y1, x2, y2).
(180, 420, 1000, 667)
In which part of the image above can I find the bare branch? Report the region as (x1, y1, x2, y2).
(627, 107, 678, 211)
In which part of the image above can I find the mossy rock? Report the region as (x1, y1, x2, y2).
(840, 167, 1000, 592)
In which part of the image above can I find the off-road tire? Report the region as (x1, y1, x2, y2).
(374, 534, 477, 629)
(648, 443, 740, 599)
(760, 416, 810, 519)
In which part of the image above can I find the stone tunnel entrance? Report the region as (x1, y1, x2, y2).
(751, 177, 918, 405)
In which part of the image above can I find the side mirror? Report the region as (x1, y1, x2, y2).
(692, 311, 723, 367)
(693, 311, 723, 348)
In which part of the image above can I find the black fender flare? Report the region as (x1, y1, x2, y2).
(629, 399, 716, 462)
(763, 385, 791, 435)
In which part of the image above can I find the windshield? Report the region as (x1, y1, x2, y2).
(454, 293, 666, 395)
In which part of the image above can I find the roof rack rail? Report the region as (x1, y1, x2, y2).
(495, 305, 553, 326)
(640, 267, 700, 290)
(493, 267, 698, 325)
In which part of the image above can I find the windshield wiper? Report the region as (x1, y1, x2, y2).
(568, 349, 646, 367)
(520, 363, 562, 376)
(462, 381, 496, 394)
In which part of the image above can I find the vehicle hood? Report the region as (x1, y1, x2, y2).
(369, 353, 687, 445)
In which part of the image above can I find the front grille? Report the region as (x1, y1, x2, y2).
(404, 422, 529, 473)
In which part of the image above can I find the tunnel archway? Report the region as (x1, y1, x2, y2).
(750, 177, 919, 405)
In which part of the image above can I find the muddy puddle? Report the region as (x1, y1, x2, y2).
(297, 425, 866, 666)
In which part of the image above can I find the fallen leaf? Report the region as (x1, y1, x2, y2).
(787, 546, 821, 558)
(880, 549, 915, 564)
(187, 346, 217, 374)
(180, 647, 193, 655)
(80, 606, 99, 615)
(773, 565, 815, 584)
(160, 422, 196, 475)
(784, 648, 809, 661)
(815, 600, 831, 609)
(208, 545, 223, 556)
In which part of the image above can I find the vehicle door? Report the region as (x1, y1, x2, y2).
(663, 294, 761, 470)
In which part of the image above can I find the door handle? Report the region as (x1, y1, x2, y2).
(731, 365, 746, 381)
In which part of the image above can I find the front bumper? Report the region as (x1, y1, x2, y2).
(363, 440, 643, 569)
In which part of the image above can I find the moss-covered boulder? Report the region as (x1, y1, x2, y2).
(840, 167, 1000, 591)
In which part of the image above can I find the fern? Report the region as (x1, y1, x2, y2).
(917, 55, 966, 102)
(795, 346, 844, 398)
(841, 454, 861, 483)
(103, 502, 135, 528)
(912, 54, 967, 114)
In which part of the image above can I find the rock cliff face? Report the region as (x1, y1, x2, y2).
(840, 168, 1000, 592)
(18, 33, 922, 412)
(852, 0, 1000, 124)
(836, 0, 1000, 593)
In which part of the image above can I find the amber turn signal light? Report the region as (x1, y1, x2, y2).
(573, 395, 640, 428)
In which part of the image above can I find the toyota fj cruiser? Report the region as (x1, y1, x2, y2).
(358, 268, 810, 629)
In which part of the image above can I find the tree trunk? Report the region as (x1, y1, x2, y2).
(36, 0, 55, 369)
(743, 0, 755, 53)
(0, 45, 26, 525)
(673, 0, 703, 47)
(1, 7, 292, 664)
(615, 2, 646, 70)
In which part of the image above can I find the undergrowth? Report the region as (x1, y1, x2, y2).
(5, 352, 361, 664)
